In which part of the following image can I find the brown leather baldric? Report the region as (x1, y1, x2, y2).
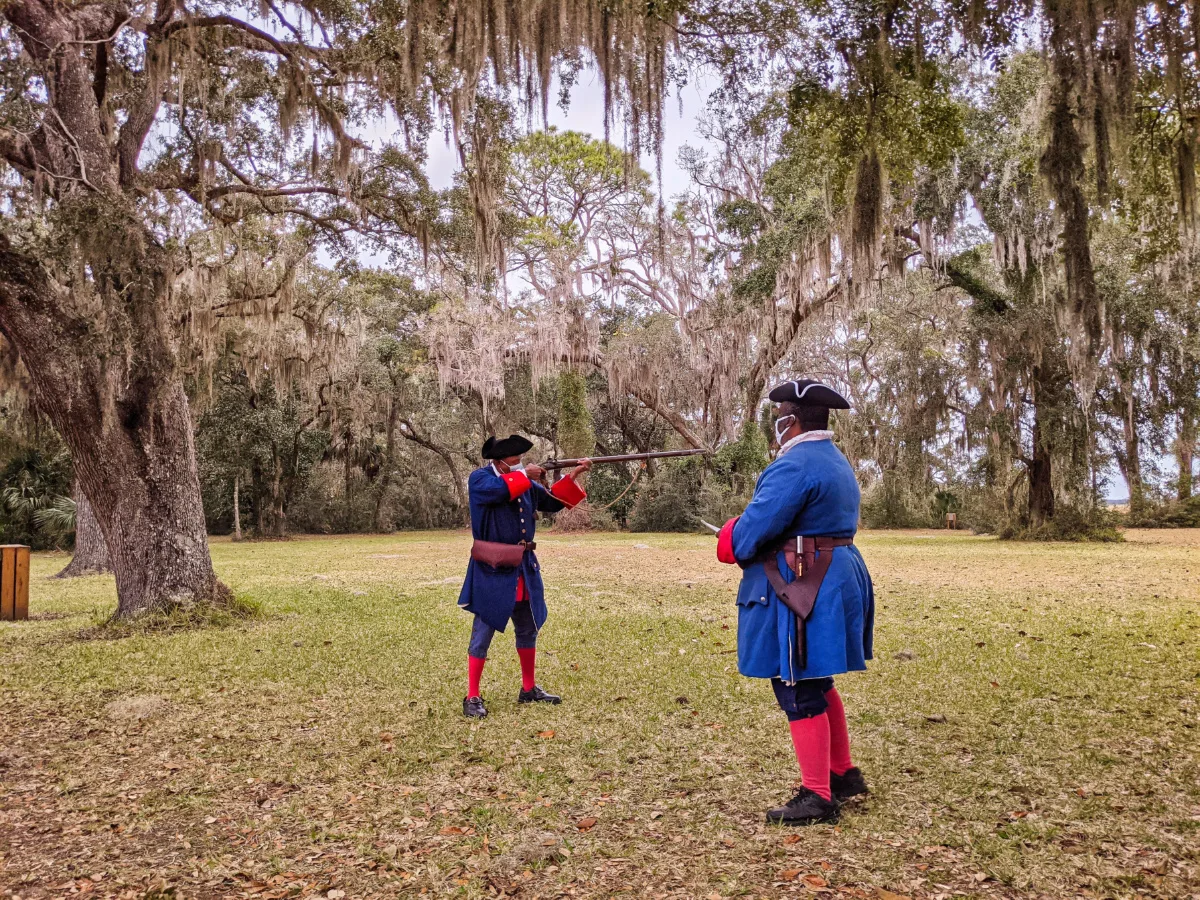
(757, 536, 854, 669)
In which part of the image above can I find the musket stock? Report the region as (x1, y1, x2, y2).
(543, 448, 709, 470)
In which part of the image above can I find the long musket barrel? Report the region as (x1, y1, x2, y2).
(543, 448, 709, 470)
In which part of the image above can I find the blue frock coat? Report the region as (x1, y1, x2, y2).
(728, 439, 874, 683)
(457, 466, 582, 633)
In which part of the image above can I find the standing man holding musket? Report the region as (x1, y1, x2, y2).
(715, 380, 874, 825)
(458, 435, 591, 719)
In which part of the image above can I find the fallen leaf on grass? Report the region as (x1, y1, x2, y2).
(783, 834, 801, 845)
(924, 714, 947, 723)
(876, 890, 912, 900)
(802, 874, 828, 889)
(780, 868, 802, 880)
(537, 730, 556, 739)
(577, 816, 598, 831)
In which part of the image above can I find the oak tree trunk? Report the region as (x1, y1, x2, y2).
(1112, 373, 1146, 513)
(1028, 369, 1055, 528)
(0, 238, 230, 620)
(233, 475, 243, 541)
(1177, 412, 1196, 501)
(374, 399, 399, 532)
(56, 489, 111, 578)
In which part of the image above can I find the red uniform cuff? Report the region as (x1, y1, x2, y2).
(501, 471, 532, 499)
(716, 516, 740, 564)
(549, 476, 587, 509)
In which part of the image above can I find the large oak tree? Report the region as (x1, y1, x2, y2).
(0, 0, 677, 617)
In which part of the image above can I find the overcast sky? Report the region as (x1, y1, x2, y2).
(423, 71, 715, 199)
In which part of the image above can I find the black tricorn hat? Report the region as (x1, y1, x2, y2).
(768, 379, 851, 409)
(482, 434, 535, 459)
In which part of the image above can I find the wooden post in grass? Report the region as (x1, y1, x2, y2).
(0, 545, 30, 620)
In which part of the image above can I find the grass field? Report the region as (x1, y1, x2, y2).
(1, 530, 1198, 900)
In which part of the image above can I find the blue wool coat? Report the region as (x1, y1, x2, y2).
(457, 466, 574, 633)
(730, 438, 874, 682)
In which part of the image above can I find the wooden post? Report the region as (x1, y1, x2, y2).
(945, 513, 957, 530)
(0, 545, 30, 620)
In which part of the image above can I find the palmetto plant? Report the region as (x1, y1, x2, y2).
(0, 449, 73, 549)
(32, 497, 77, 541)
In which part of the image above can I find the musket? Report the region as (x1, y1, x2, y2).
(542, 448, 710, 470)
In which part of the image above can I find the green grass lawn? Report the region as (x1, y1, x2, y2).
(1, 530, 1198, 900)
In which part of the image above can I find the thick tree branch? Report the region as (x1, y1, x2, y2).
(0, 129, 40, 177)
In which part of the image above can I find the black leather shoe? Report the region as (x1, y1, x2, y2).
(765, 787, 840, 826)
(463, 696, 488, 719)
(517, 685, 562, 704)
(831, 767, 869, 803)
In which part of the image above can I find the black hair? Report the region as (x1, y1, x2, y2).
(779, 401, 830, 432)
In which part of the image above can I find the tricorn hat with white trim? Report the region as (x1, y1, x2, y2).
(482, 434, 535, 459)
(768, 379, 850, 409)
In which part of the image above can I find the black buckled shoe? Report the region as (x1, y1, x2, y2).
(463, 696, 488, 719)
(831, 767, 869, 803)
(517, 685, 562, 705)
(765, 787, 840, 826)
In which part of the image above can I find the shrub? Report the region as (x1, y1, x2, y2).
(1124, 495, 1200, 528)
(860, 473, 933, 529)
(998, 504, 1124, 542)
(628, 485, 698, 532)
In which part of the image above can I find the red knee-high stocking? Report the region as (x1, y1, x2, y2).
(516, 648, 536, 691)
(788, 713, 832, 801)
(467, 656, 486, 699)
(824, 688, 854, 775)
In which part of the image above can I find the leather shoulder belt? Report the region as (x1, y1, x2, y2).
(756, 536, 853, 669)
(471, 539, 536, 568)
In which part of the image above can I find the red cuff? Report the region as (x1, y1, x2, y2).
(501, 471, 532, 499)
(549, 476, 587, 509)
(716, 516, 740, 565)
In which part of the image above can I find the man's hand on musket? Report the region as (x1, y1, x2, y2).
(568, 459, 592, 481)
(524, 464, 547, 484)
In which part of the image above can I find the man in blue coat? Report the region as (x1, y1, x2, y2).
(716, 380, 874, 825)
(459, 434, 590, 719)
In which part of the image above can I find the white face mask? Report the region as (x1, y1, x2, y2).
(774, 414, 796, 445)
(510, 462, 526, 473)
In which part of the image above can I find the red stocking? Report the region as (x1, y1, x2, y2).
(824, 687, 854, 775)
(467, 656, 486, 699)
(516, 647, 536, 691)
(788, 713, 832, 801)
